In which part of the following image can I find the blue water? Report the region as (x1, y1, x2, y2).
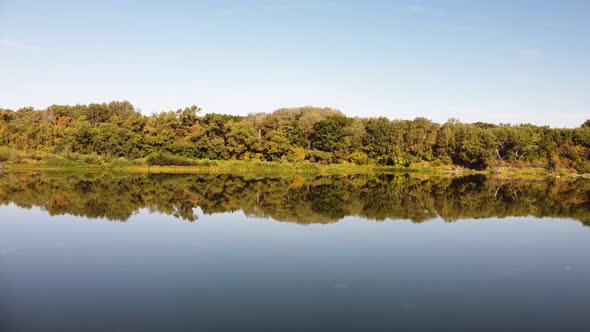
(1, 204, 590, 331)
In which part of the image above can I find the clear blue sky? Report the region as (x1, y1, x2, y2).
(1, 0, 588, 127)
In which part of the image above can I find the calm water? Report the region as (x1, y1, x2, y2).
(1, 172, 590, 331)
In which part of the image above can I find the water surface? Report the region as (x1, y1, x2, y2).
(1, 172, 589, 331)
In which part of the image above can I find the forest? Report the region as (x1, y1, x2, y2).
(0, 101, 589, 172)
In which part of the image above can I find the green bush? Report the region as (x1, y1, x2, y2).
(574, 161, 590, 174)
(306, 150, 333, 164)
(26, 151, 45, 161)
(82, 153, 103, 165)
(0, 148, 15, 163)
(349, 151, 370, 165)
(146, 152, 199, 166)
(109, 158, 133, 168)
(377, 154, 411, 167)
(439, 155, 453, 165)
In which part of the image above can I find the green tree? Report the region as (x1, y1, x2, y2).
(313, 115, 352, 158)
(226, 120, 259, 159)
(453, 125, 496, 170)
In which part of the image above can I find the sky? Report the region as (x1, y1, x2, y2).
(0, 0, 588, 127)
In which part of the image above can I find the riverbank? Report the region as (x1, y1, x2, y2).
(2, 159, 588, 179)
(3, 159, 444, 176)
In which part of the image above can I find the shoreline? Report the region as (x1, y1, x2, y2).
(2, 160, 588, 179)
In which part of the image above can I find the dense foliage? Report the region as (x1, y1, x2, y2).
(0, 173, 589, 225)
(1, 101, 589, 171)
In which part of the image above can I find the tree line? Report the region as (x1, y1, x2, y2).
(1, 173, 589, 225)
(1, 101, 589, 171)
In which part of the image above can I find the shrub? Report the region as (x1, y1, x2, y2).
(0, 147, 15, 163)
(574, 161, 590, 174)
(82, 153, 103, 165)
(306, 149, 333, 164)
(377, 154, 411, 167)
(26, 151, 45, 161)
(291, 147, 306, 163)
(146, 152, 199, 166)
(349, 151, 370, 165)
(109, 158, 133, 168)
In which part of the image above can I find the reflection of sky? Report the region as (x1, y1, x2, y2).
(1, 204, 590, 331)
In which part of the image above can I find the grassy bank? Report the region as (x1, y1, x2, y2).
(4, 159, 586, 179)
(4, 159, 443, 176)
(1, 150, 587, 179)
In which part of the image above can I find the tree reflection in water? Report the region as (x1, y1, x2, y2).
(0, 172, 589, 225)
